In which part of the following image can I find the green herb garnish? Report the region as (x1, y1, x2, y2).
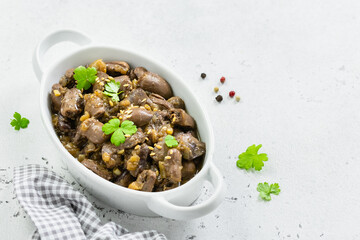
(10, 112, 30, 130)
(102, 119, 137, 146)
(164, 135, 178, 148)
(236, 144, 268, 171)
(74, 66, 97, 90)
(103, 80, 123, 102)
(257, 182, 280, 201)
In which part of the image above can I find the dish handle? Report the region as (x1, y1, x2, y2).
(32, 29, 92, 81)
(147, 163, 225, 220)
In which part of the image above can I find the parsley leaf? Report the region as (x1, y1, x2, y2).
(236, 144, 268, 171)
(120, 120, 137, 135)
(102, 118, 120, 135)
(257, 182, 280, 201)
(10, 112, 30, 130)
(112, 128, 126, 146)
(74, 66, 97, 90)
(103, 80, 123, 102)
(164, 135, 178, 148)
(102, 119, 137, 146)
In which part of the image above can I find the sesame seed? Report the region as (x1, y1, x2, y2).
(109, 100, 114, 106)
(214, 87, 219, 93)
(118, 149, 125, 154)
(144, 104, 151, 110)
(148, 146, 154, 150)
(123, 84, 129, 87)
(155, 144, 162, 149)
(79, 93, 84, 98)
(165, 156, 171, 160)
(108, 76, 114, 80)
(150, 152, 155, 156)
(169, 150, 173, 154)
(125, 134, 131, 138)
(236, 96, 241, 102)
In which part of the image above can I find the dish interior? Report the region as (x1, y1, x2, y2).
(41, 46, 214, 193)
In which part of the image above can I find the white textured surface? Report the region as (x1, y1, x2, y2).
(0, 0, 359, 239)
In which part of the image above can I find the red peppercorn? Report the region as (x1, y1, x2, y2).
(220, 76, 225, 83)
(229, 91, 235, 98)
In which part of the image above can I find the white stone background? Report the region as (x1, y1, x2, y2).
(1, 0, 360, 239)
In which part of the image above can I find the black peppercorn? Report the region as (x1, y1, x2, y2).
(215, 95, 223, 102)
(201, 73, 206, 79)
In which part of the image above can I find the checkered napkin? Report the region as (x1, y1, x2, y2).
(13, 164, 167, 240)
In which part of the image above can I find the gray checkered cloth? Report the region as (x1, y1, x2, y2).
(13, 164, 167, 240)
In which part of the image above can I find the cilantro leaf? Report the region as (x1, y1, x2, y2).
(103, 80, 123, 102)
(10, 112, 30, 130)
(257, 182, 280, 201)
(236, 144, 268, 171)
(102, 119, 137, 146)
(74, 66, 97, 90)
(164, 135, 178, 148)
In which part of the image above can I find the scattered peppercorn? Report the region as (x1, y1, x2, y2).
(214, 87, 219, 93)
(229, 91, 235, 98)
(215, 95, 223, 102)
(201, 73, 206, 79)
(235, 96, 241, 102)
(220, 76, 225, 83)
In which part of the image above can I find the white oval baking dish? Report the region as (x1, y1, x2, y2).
(33, 29, 225, 220)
